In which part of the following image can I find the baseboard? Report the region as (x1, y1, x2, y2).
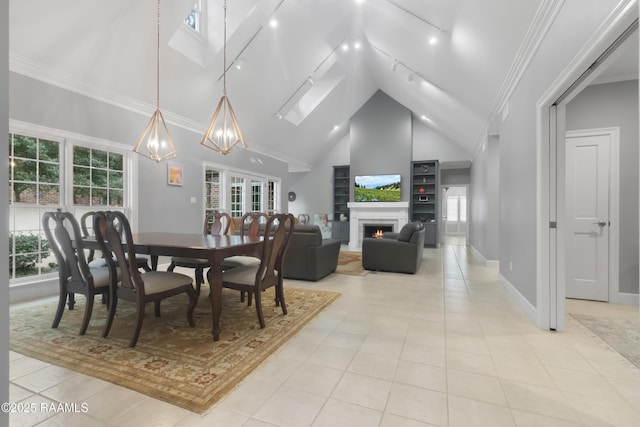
(612, 292, 639, 305)
(469, 244, 499, 268)
(499, 273, 538, 325)
(10, 278, 58, 304)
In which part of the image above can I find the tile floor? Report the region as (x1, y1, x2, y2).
(8, 243, 640, 426)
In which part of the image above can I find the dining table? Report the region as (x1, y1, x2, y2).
(85, 232, 264, 341)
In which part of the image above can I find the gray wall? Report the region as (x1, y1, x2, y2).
(1, 0, 9, 422)
(441, 168, 470, 186)
(470, 136, 500, 261)
(289, 90, 473, 223)
(9, 73, 291, 233)
(497, 0, 623, 306)
(349, 91, 412, 199)
(566, 79, 639, 295)
(413, 120, 471, 163)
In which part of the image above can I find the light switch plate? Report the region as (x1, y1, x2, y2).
(190, 197, 196, 204)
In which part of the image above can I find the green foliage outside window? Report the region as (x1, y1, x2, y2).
(9, 233, 52, 277)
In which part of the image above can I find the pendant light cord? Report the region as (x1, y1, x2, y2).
(223, 0, 227, 96)
(156, 0, 161, 108)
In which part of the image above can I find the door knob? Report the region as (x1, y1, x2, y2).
(593, 220, 607, 227)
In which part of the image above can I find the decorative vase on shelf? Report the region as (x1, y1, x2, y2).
(418, 187, 425, 194)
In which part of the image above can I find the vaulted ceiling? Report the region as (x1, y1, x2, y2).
(9, 0, 637, 172)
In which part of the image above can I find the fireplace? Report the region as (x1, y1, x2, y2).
(363, 224, 393, 238)
(347, 202, 409, 249)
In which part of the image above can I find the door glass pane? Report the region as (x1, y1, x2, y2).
(447, 196, 459, 221)
(459, 196, 467, 221)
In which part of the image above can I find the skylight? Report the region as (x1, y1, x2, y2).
(184, 1, 202, 33)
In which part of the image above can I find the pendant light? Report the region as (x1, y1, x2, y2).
(133, 0, 177, 162)
(201, 0, 247, 155)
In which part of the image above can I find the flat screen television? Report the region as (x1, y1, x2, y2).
(354, 174, 401, 202)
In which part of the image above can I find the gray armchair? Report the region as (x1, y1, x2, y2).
(362, 222, 425, 274)
(282, 225, 342, 281)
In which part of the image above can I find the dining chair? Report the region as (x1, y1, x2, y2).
(213, 213, 294, 328)
(223, 212, 269, 302)
(167, 212, 232, 294)
(94, 210, 198, 347)
(42, 210, 112, 336)
(80, 211, 151, 272)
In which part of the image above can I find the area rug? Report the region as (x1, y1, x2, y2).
(10, 286, 340, 413)
(570, 313, 640, 369)
(336, 251, 367, 276)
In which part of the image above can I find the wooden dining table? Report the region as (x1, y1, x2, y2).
(85, 232, 264, 341)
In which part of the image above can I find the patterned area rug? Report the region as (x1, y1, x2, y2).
(571, 313, 640, 369)
(336, 251, 367, 276)
(10, 286, 340, 413)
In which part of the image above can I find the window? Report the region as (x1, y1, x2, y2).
(72, 146, 124, 207)
(9, 134, 61, 279)
(203, 163, 281, 221)
(8, 130, 132, 282)
(184, 1, 202, 33)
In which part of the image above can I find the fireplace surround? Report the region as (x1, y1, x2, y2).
(347, 202, 409, 249)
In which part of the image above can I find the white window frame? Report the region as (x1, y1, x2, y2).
(9, 120, 137, 287)
(202, 161, 281, 221)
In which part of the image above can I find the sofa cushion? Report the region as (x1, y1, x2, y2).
(293, 224, 322, 246)
(397, 222, 424, 242)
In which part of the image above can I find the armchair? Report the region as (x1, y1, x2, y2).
(282, 225, 342, 281)
(362, 222, 425, 274)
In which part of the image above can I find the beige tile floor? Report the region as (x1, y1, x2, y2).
(8, 243, 640, 426)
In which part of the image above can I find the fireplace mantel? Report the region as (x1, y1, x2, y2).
(347, 202, 409, 249)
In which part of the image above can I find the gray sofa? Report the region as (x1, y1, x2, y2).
(362, 222, 425, 274)
(282, 225, 342, 281)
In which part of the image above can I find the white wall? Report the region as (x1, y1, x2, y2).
(566, 79, 639, 295)
(1, 0, 10, 420)
(497, 0, 624, 306)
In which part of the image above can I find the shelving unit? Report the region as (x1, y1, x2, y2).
(332, 165, 350, 243)
(410, 160, 439, 246)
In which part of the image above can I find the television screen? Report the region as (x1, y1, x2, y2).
(354, 174, 401, 202)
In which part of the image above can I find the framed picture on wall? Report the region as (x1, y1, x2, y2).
(168, 162, 183, 186)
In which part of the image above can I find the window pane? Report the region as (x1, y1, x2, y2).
(109, 190, 123, 207)
(91, 149, 108, 168)
(73, 166, 90, 185)
(109, 171, 123, 189)
(13, 182, 36, 203)
(13, 159, 37, 182)
(74, 187, 90, 205)
(13, 135, 36, 158)
(39, 139, 59, 162)
(447, 196, 458, 222)
(38, 184, 60, 205)
(91, 169, 108, 187)
(109, 152, 123, 170)
(92, 188, 107, 205)
(39, 162, 59, 184)
(73, 146, 91, 166)
(460, 197, 467, 222)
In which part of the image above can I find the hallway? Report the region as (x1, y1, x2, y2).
(9, 244, 640, 426)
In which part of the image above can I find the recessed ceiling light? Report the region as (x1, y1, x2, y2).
(342, 43, 350, 52)
(354, 41, 362, 50)
(428, 36, 438, 45)
(269, 18, 278, 28)
(235, 58, 245, 70)
(333, 125, 340, 131)
(355, 0, 366, 4)
(421, 115, 427, 120)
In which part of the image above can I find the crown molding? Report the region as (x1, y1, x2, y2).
(472, 0, 566, 160)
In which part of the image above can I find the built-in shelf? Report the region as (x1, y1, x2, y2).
(411, 160, 439, 247)
(332, 165, 350, 243)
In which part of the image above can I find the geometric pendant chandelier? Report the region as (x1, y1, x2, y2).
(201, 0, 247, 155)
(133, 0, 177, 162)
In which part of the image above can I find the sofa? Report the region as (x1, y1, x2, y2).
(361, 222, 425, 274)
(282, 225, 342, 281)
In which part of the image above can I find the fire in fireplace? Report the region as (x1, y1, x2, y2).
(363, 224, 393, 239)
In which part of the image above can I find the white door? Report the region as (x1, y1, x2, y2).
(565, 132, 610, 301)
(445, 186, 468, 235)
